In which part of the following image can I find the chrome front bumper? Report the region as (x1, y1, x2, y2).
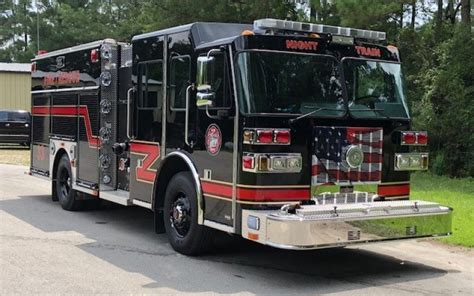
(241, 200, 452, 250)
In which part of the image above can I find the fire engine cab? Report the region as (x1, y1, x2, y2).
(30, 19, 452, 255)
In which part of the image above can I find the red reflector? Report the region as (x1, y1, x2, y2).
(274, 130, 290, 144)
(416, 132, 428, 145)
(402, 132, 416, 144)
(91, 49, 99, 63)
(242, 155, 255, 169)
(257, 130, 273, 143)
(248, 233, 259, 240)
(31, 62, 37, 72)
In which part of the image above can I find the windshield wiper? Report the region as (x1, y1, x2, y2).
(289, 106, 343, 124)
(350, 108, 391, 119)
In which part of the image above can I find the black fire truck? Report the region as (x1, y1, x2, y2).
(30, 19, 452, 255)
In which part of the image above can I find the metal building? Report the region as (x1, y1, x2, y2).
(0, 63, 31, 111)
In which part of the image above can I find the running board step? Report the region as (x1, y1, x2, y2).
(99, 189, 131, 206)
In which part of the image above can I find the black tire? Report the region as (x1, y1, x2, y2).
(56, 155, 82, 211)
(163, 172, 213, 255)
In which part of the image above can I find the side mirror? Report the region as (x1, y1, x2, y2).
(196, 56, 215, 91)
(196, 92, 215, 107)
(196, 55, 216, 108)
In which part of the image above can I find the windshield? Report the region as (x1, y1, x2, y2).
(343, 58, 409, 118)
(236, 51, 345, 116)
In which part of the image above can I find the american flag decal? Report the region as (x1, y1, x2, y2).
(312, 126, 383, 185)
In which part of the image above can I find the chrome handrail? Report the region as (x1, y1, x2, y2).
(184, 85, 193, 147)
(126, 87, 134, 139)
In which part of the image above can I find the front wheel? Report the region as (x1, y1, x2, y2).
(56, 155, 82, 211)
(163, 172, 213, 255)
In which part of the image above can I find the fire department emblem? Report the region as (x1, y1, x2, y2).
(205, 124, 222, 155)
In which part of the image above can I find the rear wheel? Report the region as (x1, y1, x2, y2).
(163, 172, 213, 255)
(56, 155, 82, 211)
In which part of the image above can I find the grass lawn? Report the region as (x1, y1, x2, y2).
(0, 145, 30, 166)
(410, 172, 474, 248)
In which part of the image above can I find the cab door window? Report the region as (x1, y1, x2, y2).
(205, 53, 233, 109)
(169, 55, 191, 111)
(137, 60, 163, 141)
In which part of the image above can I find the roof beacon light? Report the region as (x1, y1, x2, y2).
(253, 18, 386, 42)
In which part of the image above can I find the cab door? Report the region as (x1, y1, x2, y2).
(191, 50, 237, 226)
(129, 57, 164, 202)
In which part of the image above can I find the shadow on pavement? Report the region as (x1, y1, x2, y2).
(1, 193, 449, 294)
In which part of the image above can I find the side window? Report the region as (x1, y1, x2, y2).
(212, 54, 232, 108)
(170, 56, 191, 110)
(137, 60, 163, 141)
(138, 60, 163, 108)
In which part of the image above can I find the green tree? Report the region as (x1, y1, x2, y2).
(417, 27, 474, 176)
(0, 0, 35, 62)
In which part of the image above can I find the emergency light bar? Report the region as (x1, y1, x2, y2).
(254, 19, 386, 41)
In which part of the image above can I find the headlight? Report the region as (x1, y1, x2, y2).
(395, 153, 429, 171)
(242, 153, 302, 173)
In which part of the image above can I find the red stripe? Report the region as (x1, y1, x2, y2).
(32, 105, 99, 147)
(201, 181, 233, 198)
(378, 184, 410, 196)
(130, 142, 160, 182)
(31, 106, 50, 115)
(201, 181, 310, 202)
(237, 188, 309, 201)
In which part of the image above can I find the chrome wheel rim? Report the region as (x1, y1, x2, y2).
(169, 193, 191, 238)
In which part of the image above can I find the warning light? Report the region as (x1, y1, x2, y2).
(274, 130, 290, 144)
(242, 155, 255, 170)
(91, 49, 99, 63)
(401, 131, 428, 146)
(256, 130, 273, 143)
(416, 132, 428, 145)
(241, 30, 255, 36)
(401, 131, 416, 145)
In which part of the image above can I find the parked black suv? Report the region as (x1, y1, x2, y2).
(0, 110, 31, 146)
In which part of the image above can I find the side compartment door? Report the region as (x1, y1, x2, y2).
(129, 58, 164, 202)
(31, 94, 51, 175)
(76, 91, 100, 187)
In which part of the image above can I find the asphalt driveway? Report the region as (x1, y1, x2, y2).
(1, 164, 472, 295)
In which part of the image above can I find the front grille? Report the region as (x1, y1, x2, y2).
(312, 126, 383, 185)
